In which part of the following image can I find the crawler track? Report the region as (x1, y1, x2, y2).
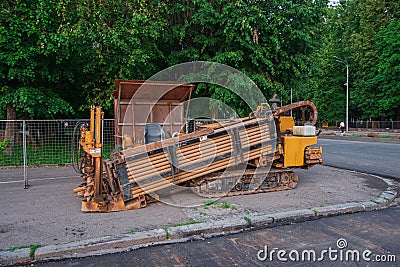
(191, 167, 299, 198)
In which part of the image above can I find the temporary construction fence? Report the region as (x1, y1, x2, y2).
(2, 118, 398, 167)
(0, 118, 221, 187)
(1, 117, 398, 188)
(0, 119, 115, 187)
(2, 118, 398, 168)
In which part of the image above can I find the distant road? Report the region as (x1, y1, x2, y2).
(318, 139, 400, 180)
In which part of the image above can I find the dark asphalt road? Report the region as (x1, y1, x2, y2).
(37, 206, 400, 267)
(318, 138, 400, 180)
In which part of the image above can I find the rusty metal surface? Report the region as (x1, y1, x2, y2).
(305, 146, 324, 166)
(115, 116, 276, 206)
(112, 80, 194, 102)
(112, 80, 194, 145)
(274, 100, 318, 125)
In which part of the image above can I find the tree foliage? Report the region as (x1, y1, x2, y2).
(0, 0, 74, 119)
(372, 19, 400, 118)
(59, 0, 165, 109)
(0, 0, 164, 118)
(161, 0, 328, 116)
(299, 5, 347, 121)
(1, 0, 399, 121)
(305, 0, 400, 121)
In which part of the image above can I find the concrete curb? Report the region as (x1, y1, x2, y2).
(0, 174, 397, 266)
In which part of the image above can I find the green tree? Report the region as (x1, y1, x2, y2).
(304, 0, 400, 121)
(59, 0, 165, 110)
(372, 20, 400, 118)
(0, 1, 74, 119)
(300, 4, 347, 121)
(340, 0, 400, 119)
(161, 0, 328, 116)
(0, 0, 75, 155)
(1, 0, 166, 119)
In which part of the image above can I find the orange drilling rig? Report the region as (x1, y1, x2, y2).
(72, 80, 323, 212)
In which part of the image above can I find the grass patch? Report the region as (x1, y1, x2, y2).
(378, 135, 393, 139)
(218, 201, 236, 209)
(0, 142, 115, 166)
(29, 244, 41, 258)
(173, 220, 201, 227)
(200, 211, 207, 216)
(201, 200, 236, 209)
(218, 201, 231, 209)
(203, 200, 217, 207)
(129, 228, 138, 233)
(8, 245, 30, 252)
(308, 208, 318, 216)
(243, 216, 252, 224)
(350, 135, 365, 138)
(371, 199, 380, 204)
(8, 244, 41, 258)
(162, 226, 170, 239)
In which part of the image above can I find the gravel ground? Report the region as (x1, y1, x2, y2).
(0, 165, 388, 250)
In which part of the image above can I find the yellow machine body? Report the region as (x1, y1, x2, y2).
(279, 116, 295, 133)
(282, 136, 319, 167)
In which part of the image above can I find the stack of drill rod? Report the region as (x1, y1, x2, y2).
(114, 116, 277, 201)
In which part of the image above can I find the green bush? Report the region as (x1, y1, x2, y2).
(0, 139, 8, 151)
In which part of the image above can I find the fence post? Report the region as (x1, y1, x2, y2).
(23, 120, 29, 189)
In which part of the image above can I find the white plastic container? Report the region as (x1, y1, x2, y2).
(293, 125, 316, 136)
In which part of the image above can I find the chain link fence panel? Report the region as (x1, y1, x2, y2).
(1, 118, 398, 187)
(2, 119, 398, 168)
(0, 119, 115, 168)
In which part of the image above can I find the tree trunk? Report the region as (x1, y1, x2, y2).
(4, 104, 16, 156)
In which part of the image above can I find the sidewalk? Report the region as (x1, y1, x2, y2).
(0, 165, 398, 265)
(320, 129, 400, 143)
